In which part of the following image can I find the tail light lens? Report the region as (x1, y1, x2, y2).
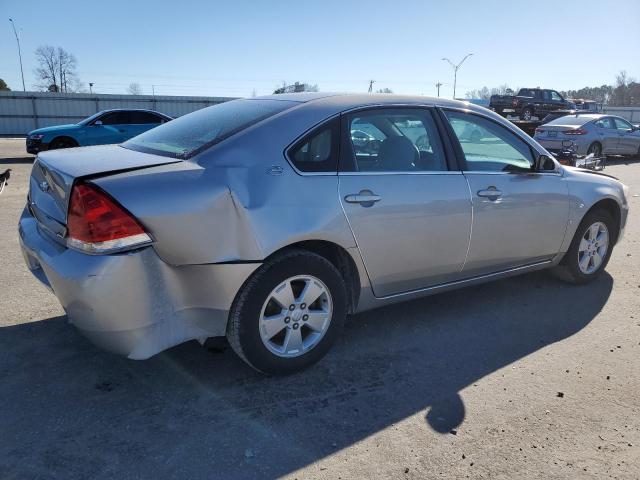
(535, 128, 544, 134)
(67, 182, 151, 254)
(563, 129, 588, 135)
(512, 99, 518, 106)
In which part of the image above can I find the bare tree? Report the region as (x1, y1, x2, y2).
(34, 46, 79, 92)
(127, 82, 143, 95)
(0, 79, 10, 91)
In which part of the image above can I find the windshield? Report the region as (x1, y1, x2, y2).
(78, 111, 104, 125)
(123, 99, 296, 159)
(546, 116, 590, 126)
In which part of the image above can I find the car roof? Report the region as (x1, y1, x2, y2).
(251, 92, 487, 115)
(97, 108, 169, 115)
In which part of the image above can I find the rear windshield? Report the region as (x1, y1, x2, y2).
(123, 99, 296, 158)
(546, 116, 590, 126)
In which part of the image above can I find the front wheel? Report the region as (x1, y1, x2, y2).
(587, 142, 602, 157)
(227, 249, 347, 374)
(555, 209, 615, 284)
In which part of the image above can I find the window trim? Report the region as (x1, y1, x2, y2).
(284, 115, 341, 176)
(436, 107, 553, 175)
(338, 105, 457, 174)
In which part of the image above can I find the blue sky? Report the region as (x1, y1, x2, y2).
(1, 0, 638, 98)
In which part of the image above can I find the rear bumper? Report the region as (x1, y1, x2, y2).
(18, 207, 260, 359)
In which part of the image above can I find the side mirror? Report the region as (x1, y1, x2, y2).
(536, 154, 557, 172)
(93, 120, 103, 126)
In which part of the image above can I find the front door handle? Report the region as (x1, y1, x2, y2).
(344, 190, 382, 207)
(477, 187, 502, 200)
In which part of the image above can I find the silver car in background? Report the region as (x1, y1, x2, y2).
(19, 94, 630, 373)
(534, 113, 640, 157)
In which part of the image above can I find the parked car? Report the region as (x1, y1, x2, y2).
(20, 93, 629, 374)
(26, 109, 172, 154)
(534, 114, 640, 157)
(490, 88, 574, 121)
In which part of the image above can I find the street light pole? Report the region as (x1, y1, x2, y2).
(442, 53, 474, 99)
(436, 82, 442, 98)
(8, 18, 26, 92)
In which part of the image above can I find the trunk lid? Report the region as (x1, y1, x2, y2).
(28, 145, 179, 231)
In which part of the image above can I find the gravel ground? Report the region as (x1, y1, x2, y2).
(1, 138, 639, 479)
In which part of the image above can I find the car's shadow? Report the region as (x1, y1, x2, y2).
(0, 270, 612, 479)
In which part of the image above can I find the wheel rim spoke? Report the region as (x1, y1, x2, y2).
(300, 279, 324, 306)
(305, 311, 330, 332)
(271, 281, 295, 309)
(283, 326, 303, 354)
(261, 313, 287, 340)
(578, 238, 589, 252)
(579, 253, 591, 272)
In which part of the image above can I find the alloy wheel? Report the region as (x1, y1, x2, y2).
(259, 275, 333, 358)
(577, 221, 609, 274)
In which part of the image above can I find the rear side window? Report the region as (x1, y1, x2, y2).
(130, 111, 164, 124)
(444, 110, 534, 173)
(288, 118, 339, 173)
(123, 99, 296, 158)
(594, 118, 614, 129)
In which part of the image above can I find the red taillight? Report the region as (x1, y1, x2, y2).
(67, 182, 150, 253)
(512, 99, 518, 106)
(563, 129, 588, 135)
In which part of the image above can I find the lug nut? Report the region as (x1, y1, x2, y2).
(289, 304, 295, 311)
(303, 314, 309, 321)
(293, 323, 299, 330)
(284, 317, 290, 323)
(300, 303, 306, 309)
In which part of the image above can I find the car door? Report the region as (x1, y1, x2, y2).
(338, 107, 472, 297)
(593, 117, 620, 154)
(84, 111, 132, 145)
(612, 117, 640, 155)
(441, 109, 570, 277)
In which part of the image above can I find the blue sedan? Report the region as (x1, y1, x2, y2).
(26, 109, 172, 154)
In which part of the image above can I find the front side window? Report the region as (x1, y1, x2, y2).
(613, 118, 633, 131)
(551, 91, 563, 101)
(444, 111, 534, 173)
(124, 99, 296, 158)
(288, 118, 339, 173)
(343, 108, 447, 172)
(100, 112, 131, 125)
(594, 117, 614, 129)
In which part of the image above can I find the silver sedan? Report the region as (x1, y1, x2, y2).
(20, 94, 630, 373)
(534, 113, 640, 157)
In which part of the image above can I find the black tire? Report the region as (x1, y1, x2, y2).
(227, 249, 347, 374)
(49, 137, 79, 150)
(521, 107, 534, 121)
(554, 209, 615, 284)
(587, 142, 602, 157)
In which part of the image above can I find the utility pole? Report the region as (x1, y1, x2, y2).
(152, 84, 156, 96)
(436, 82, 442, 98)
(442, 53, 474, 99)
(8, 18, 26, 92)
(89, 82, 94, 93)
(368, 80, 375, 93)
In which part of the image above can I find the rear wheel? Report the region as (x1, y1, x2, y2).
(49, 137, 78, 150)
(521, 107, 534, 121)
(587, 142, 602, 157)
(555, 209, 615, 284)
(227, 249, 347, 374)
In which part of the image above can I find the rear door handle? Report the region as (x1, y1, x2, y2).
(477, 187, 502, 200)
(344, 190, 381, 207)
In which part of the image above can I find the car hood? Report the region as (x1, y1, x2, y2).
(29, 124, 80, 135)
(563, 165, 619, 181)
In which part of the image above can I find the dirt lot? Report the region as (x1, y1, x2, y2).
(1, 138, 639, 479)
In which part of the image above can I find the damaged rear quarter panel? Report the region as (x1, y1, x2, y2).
(93, 107, 357, 266)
